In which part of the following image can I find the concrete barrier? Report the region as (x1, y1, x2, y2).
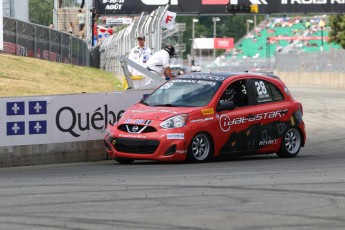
(276, 71, 345, 88)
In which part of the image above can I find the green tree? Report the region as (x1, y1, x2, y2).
(328, 15, 345, 49)
(29, 0, 53, 26)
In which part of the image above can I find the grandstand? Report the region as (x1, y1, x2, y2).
(227, 16, 341, 59)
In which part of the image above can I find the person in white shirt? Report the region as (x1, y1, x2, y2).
(128, 34, 152, 76)
(77, 10, 86, 38)
(146, 45, 175, 80)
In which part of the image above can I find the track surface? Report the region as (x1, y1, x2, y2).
(0, 87, 345, 230)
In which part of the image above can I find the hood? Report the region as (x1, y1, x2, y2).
(122, 103, 201, 121)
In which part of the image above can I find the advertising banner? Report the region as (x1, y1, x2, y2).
(214, 38, 234, 50)
(94, 0, 345, 15)
(0, 91, 151, 147)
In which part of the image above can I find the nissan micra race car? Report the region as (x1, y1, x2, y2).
(104, 72, 306, 164)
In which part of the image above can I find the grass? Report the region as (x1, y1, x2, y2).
(0, 54, 123, 97)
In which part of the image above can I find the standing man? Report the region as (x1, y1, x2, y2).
(128, 34, 153, 87)
(146, 45, 175, 80)
(77, 9, 86, 38)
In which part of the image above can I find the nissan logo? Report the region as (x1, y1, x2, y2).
(132, 126, 139, 132)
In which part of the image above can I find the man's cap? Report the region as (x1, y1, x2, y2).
(137, 34, 145, 39)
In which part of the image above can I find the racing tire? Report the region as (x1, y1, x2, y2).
(187, 132, 213, 163)
(114, 158, 135, 164)
(276, 127, 302, 158)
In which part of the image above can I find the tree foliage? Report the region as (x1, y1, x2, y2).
(328, 15, 345, 49)
(29, 0, 53, 26)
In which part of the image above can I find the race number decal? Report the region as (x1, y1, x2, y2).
(255, 81, 267, 96)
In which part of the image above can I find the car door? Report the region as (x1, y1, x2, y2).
(215, 79, 259, 155)
(247, 78, 288, 152)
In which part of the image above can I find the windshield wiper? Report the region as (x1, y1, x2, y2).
(153, 104, 179, 107)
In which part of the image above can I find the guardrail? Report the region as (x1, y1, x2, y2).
(2, 17, 89, 66)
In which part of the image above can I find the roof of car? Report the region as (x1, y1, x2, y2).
(176, 72, 280, 81)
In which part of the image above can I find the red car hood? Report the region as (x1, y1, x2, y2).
(123, 103, 201, 121)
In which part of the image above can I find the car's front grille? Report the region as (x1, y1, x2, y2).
(118, 124, 157, 133)
(113, 138, 159, 154)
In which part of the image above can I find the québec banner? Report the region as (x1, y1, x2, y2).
(95, 0, 345, 15)
(0, 91, 151, 147)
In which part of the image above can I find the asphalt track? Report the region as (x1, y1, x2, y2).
(0, 87, 344, 230)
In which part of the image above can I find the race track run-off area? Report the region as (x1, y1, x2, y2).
(0, 87, 344, 230)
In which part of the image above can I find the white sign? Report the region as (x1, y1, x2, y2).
(0, 0, 3, 51)
(106, 17, 133, 25)
(0, 90, 152, 147)
(161, 11, 176, 29)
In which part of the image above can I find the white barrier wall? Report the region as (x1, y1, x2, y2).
(0, 90, 151, 147)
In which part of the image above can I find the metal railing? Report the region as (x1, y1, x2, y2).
(2, 17, 89, 66)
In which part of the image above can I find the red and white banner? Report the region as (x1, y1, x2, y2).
(194, 38, 234, 50)
(214, 38, 234, 50)
(162, 11, 176, 29)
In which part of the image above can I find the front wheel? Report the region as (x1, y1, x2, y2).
(187, 132, 212, 163)
(114, 158, 135, 164)
(276, 127, 302, 158)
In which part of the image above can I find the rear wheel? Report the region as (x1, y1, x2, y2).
(276, 127, 301, 158)
(187, 132, 212, 163)
(114, 158, 135, 164)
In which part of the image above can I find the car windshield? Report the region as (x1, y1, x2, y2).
(143, 79, 221, 107)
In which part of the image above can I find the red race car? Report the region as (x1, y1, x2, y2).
(104, 72, 306, 164)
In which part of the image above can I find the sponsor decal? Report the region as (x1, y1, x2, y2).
(167, 133, 185, 140)
(259, 139, 278, 146)
(219, 110, 286, 132)
(190, 117, 214, 123)
(284, 86, 290, 94)
(249, 0, 268, 4)
(119, 134, 147, 139)
(202, 108, 214, 116)
(141, 0, 178, 5)
(176, 150, 187, 154)
(129, 109, 177, 114)
(55, 105, 124, 137)
(178, 75, 225, 81)
(172, 79, 217, 86)
(124, 119, 151, 125)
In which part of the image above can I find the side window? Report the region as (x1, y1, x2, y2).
(252, 79, 284, 104)
(269, 83, 284, 101)
(219, 80, 248, 108)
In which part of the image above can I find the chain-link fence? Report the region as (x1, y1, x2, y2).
(99, 6, 169, 77)
(2, 17, 89, 66)
(275, 49, 345, 73)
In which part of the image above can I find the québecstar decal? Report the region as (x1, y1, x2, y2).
(219, 110, 286, 132)
(167, 133, 185, 139)
(173, 79, 216, 85)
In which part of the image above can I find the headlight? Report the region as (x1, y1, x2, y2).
(160, 114, 188, 129)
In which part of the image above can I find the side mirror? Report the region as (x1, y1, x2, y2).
(217, 101, 235, 111)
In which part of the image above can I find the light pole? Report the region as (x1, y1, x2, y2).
(246, 19, 254, 34)
(212, 17, 220, 58)
(319, 19, 326, 52)
(192, 18, 199, 66)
